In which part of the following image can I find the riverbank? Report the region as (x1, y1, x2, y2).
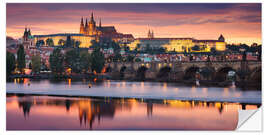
(8, 74, 261, 90)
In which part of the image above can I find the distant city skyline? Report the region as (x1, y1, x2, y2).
(6, 3, 261, 45)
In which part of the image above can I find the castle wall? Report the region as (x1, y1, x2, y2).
(71, 36, 94, 48)
(34, 35, 95, 48)
(127, 38, 226, 52)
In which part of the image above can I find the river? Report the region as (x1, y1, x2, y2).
(6, 78, 261, 130)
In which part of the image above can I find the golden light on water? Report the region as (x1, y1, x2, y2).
(68, 78, 71, 87)
(162, 82, 167, 92)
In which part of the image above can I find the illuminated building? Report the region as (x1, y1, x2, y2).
(28, 12, 134, 48)
(22, 27, 35, 49)
(127, 30, 226, 52)
(24, 12, 225, 51)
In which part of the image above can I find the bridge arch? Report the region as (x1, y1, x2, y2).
(183, 66, 200, 80)
(249, 66, 261, 82)
(157, 66, 172, 79)
(215, 66, 236, 82)
(200, 66, 216, 80)
(136, 66, 148, 80)
(120, 65, 127, 78)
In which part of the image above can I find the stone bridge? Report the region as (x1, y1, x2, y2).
(104, 61, 261, 82)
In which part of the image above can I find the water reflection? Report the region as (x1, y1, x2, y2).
(7, 95, 260, 130)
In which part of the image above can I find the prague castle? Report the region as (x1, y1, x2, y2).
(127, 30, 226, 52)
(22, 11, 226, 52)
(30, 12, 134, 48)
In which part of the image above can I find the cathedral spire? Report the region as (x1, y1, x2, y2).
(81, 17, 84, 25)
(28, 28, 31, 36)
(80, 17, 85, 34)
(148, 29, 151, 38)
(91, 12, 94, 22)
(85, 18, 88, 27)
(99, 18, 101, 27)
(218, 34, 225, 42)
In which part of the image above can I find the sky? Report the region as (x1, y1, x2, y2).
(6, 3, 261, 45)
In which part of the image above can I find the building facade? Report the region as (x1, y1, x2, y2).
(29, 12, 134, 48)
(127, 31, 226, 52)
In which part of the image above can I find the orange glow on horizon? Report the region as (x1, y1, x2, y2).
(6, 5, 261, 45)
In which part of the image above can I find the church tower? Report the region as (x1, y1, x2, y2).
(151, 30, 154, 38)
(79, 17, 85, 34)
(147, 29, 152, 38)
(218, 34, 225, 42)
(147, 29, 154, 39)
(84, 18, 89, 35)
(88, 12, 97, 35)
(99, 18, 102, 28)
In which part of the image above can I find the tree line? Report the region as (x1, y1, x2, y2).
(6, 44, 105, 78)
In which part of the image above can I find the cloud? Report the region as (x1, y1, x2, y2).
(6, 3, 261, 45)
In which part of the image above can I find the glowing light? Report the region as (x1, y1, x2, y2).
(191, 86, 197, 94)
(101, 67, 106, 73)
(223, 88, 229, 97)
(162, 82, 167, 91)
(68, 78, 71, 87)
(66, 68, 72, 74)
(14, 78, 17, 84)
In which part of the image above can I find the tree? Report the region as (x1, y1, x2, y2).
(80, 51, 91, 73)
(75, 41, 81, 48)
(211, 47, 217, 55)
(36, 40, 45, 48)
(146, 43, 151, 52)
(135, 43, 141, 52)
(242, 51, 247, 61)
(31, 54, 41, 73)
(257, 45, 262, 61)
(46, 38, 54, 46)
(64, 49, 81, 73)
(158, 47, 166, 53)
(28, 62, 32, 69)
(58, 39, 65, 46)
(65, 36, 75, 48)
(110, 40, 121, 52)
(90, 40, 99, 48)
(17, 45, 26, 73)
(127, 55, 135, 62)
(192, 45, 200, 51)
(6, 51, 16, 77)
(49, 48, 64, 74)
(90, 47, 105, 73)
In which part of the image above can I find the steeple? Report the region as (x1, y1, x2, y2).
(80, 17, 85, 34)
(147, 29, 154, 38)
(80, 17, 84, 25)
(85, 18, 88, 27)
(99, 18, 102, 28)
(28, 28, 31, 36)
(218, 34, 225, 42)
(91, 12, 94, 22)
(148, 29, 151, 38)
